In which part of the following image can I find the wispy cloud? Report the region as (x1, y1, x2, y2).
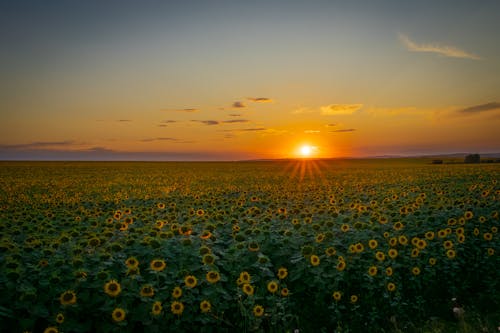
(330, 128, 356, 133)
(458, 102, 500, 114)
(399, 33, 481, 60)
(221, 119, 250, 124)
(164, 108, 199, 112)
(191, 120, 220, 126)
(326, 123, 338, 127)
(140, 137, 178, 142)
(238, 127, 267, 132)
(304, 130, 320, 134)
(232, 101, 246, 108)
(161, 120, 177, 123)
(292, 107, 315, 114)
(0, 140, 76, 150)
(247, 97, 273, 103)
(228, 113, 242, 117)
(117, 119, 132, 122)
(321, 104, 363, 115)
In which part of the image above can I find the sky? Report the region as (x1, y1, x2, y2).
(1, 0, 500, 160)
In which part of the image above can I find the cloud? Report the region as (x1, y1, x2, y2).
(221, 119, 250, 124)
(232, 101, 246, 108)
(0, 140, 76, 150)
(140, 137, 178, 142)
(161, 120, 177, 123)
(247, 97, 273, 103)
(320, 104, 363, 115)
(292, 107, 315, 114)
(191, 120, 220, 126)
(304, 130, 320, 134)
(228, 113, 242, 117)
(458, 102, 500, 114)
(399, 33, 481, 60)
(164, 108, 199, 112)
(238, 127, 267, 132)
(117, 119, 132, 122)
(326, 123, 338, 127)
(330, 128, 356, 133)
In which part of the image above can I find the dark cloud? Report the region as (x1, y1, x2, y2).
(330, 128, 356, 133)
(191, 120, 220, 126)
(164, 108, 199, 112)
(228, 114, 242, 117)
(221, 119, 250, 124)
(232, 101, 246, 108)
(458, 102, 500, 114)
(157, 124, 167, 127)
(326, 123, 338, 127)
(161, 120, 177, 123)
(141, 137, 178, 142)
(0, 140, 75, 150)
(117, 119, 132, 122)
(247, 97, 273, 103)
(239, 127, 267, 132)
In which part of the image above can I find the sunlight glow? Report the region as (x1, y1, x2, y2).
(298, 144, 318, 158)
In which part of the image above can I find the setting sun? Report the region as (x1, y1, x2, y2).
(298, 145, 317, 158)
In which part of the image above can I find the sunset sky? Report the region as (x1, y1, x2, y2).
(1, 0, 499, 160)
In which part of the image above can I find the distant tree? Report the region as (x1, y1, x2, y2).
(432, 159, 443, 164)
(464, 154, 480, 164)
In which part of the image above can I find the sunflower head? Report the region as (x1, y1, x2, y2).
(253, 305, 264, 317)
(267, 281, 279, 293)
(200, 300, 211, 313)
(172, 286, 182, 299)
(171, 301, 184, 316)
(310, 255, 320, 266)
(206, 271, 220, 284)
(184, 275, 197, 288)
(150, 259, 166, 272)
(332, 291, 342, 301)
(151, 301, 162, 316)
(112, 307, 126, 322)
(277, 267, 288, 279)
(104, 280, 121, 297)
(239, 271, 251, 284)
(125, 257, 139, 268)
(60, 290, 77, 306)
(140, 285, 154, 297)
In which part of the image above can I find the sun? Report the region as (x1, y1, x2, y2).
(298, 144, 317, 158)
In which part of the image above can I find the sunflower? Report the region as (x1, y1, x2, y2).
(157, 203, 165, 209)
(473, 228, 480, 236)
(112, 307, 126, 322)
(125, 257, 139, 268)
(310, 255, 320, 266)
(387, 282, 396, 292)
(416, 239, 427, 250)
(483, 233, 493, 241)
(386, 267, 393, 276)
(206, 271, 220, 284)
(196, 209, 205, 216)
(248, 241, 260, 252)
(411, 248, 419, 258)
(336, 260, 346, 271)
(281, 288, 289, 297)
(277, 267, 288, 279)
(200, 230, 212, 240)
(350, 295, 358, 303)
(44, 327, 58, 333)
(150, 259, 166, 272)
(487, 248, 494, 256)
(55, 313, 64, 324)
(104, 280, 121, 297)
(457, 234, 465, 243)
(182, 275, 197, 289)
(411, 267, 421, 276)
(388, 249, 398, 259)
(429, 257, 437, 266)
(425, 231, 435, 240)
(389, 237, 398, 247)
(464, 211, 473, 220)
(354, 243, 364, 253)
(325, 247, 336, 257)
(332, 291, 342, 301)
(368, 266, 378, 276)
(398, 235, 408, 245)
(126, 266, 140, 276)
(202, 254, 215, 265)
(340, 224, 350, 232)
(200, 300, 211, 313)
(479, 216, 487, 223)
(375, 251, 385, 262)
(239, 271, 251, 284)
(60, 290, 77, 306)
(443, 240, 454, 249)
(88, 237, 101, 247)
(437, 229, 447, 238)
(172, 286, 182, 299)
(446, 249, 456, 259)
(378, 216, 388, 224)
(151, 301, 162, 316)
(315, 233, 325, 243)
(393, 222, 404, 231)
(253, 305, 264, 317)
(242, 283, 254, 296)
(171, 301, 184, 315)
(140, 285, 154, 297)
(267, 281, 279, 293)
(39, 259, 49, 267)
(368, 239, 378, 249)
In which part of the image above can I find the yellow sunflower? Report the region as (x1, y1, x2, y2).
(386, 267, 393, 276)
(446, 249, 456, 259)
(325, 247, 336, 257)
(281, 288, 289, 297)
(411, 267, 421, 276)
(125, 257, 139, 268)
(55, 313, 64, 324)
(483, 233, 493, 241)
(368, 239, 378, 249)
(171, 301, 184, 316)
(112, 307, 126, 322)
(336, 260, 346, 271)
(172, 286, 182, 299)
(253, 305, 264, 317)
(310, 255, 320, 266)
(332, 291, 342, 301)
(341, 224, 350, 232)
(184, 275, 197, 288)
(206, 271, 220, 284)
(368, 266, 377, 276)
(350, 295, 358, 303)
(277, 267, 288, 279)
(375, 251, 385, 261)
(200, 300, 211, 313)
(44, 327, 58, 333)
(151, 301, 162, 316)
(104, 280, 121, 297)
(140, 285, 154, 297)
(242, 283, 254, 296)
(429, 257, 437, 266)
(387, 282, 396, 292)
(388, 248, 398, 259)
(267, 281, 279, 293)
(59, 290, 77, 306)
(239, 271, 251, 284)
(150, 259, 166, 272)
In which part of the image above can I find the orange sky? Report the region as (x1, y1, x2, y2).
(1, 1, 499, 160)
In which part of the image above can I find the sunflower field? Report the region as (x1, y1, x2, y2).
(0, 160, 499, 332)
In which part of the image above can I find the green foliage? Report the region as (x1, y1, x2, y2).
(0, 160, 499, 332)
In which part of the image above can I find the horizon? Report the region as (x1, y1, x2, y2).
(2, 1, 500, 161)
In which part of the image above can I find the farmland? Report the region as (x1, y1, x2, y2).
(0, 160, 499, 332)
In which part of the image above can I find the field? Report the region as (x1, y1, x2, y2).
(0, 160, 499, 332)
